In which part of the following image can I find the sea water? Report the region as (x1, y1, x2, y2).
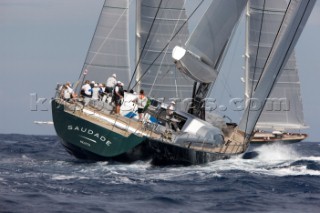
(0, 134, 319, 213)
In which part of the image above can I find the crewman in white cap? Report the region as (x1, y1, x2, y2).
(105, 73, 117, 94)
(166, 101, 179, 130)
(166, 101, 176, 119)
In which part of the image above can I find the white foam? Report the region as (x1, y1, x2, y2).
(300, 156, 320, 162)
(197, 143, 320, 177)
(260, 164, 320, 176)
(51, 174, 88, 180)
(254, 143, 301, 162)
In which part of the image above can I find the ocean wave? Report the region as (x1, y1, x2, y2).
(1, 134, 320, 213)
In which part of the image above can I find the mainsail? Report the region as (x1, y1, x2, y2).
(133, 0, 194, 109)
(245, 0, 308, 131)
(81, 0, 134, 85)
(239, 0, 315, 138)
(256, 52, 307, 130)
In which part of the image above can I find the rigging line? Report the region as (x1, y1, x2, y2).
(148, 0, 187, 97)
(254, 0, 291, 92)
(216, 12, 245, 102)
(127, 0, 163, 91)
(262, 0, 313, 129)
(88, 1, 132, 65)
(149, 67, 172, 98)
(130, 0, 205, 90)
(242, 0, 268, 141)
(257, 0, 312, 132)
(79, 0, 134, 82)
(248, 0, 291, 128)
(148, 68, 161, 96)
(245, 0, 304, 139)
(172, 0, 187, 98)
(77, 0, 106, 80)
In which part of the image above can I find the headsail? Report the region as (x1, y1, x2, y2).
(239, 0, 315, 138)
(172, 0, 248, 84)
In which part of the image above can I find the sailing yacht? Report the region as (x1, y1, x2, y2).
(51, 0, 315, 165)
(244, 0, 309, 144)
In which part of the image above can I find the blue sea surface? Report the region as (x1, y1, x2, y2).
(0, 134, 320, 213)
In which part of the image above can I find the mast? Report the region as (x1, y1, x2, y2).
(135, 0, 141, 93)
(239, 0, 315, 139)
(187, 82, 210, 119)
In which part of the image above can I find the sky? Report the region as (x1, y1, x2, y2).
(0, 0, 320, 142)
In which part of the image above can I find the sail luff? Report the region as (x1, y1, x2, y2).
(244, 3, 250, 103)
(78, 0, 106, 81)
(135, 0, 141, 92)
(239, 0, 315, 137)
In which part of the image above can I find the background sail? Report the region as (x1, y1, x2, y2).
(246, 0, 307, 130)
(256, 52, 307, 130)
(81, 0, 133, 85)
(135, 0, 194, 109)
(239, 0, 315, 136)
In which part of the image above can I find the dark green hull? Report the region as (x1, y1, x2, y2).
(51, 100, 151, 163)
(52, 100, 242, 166)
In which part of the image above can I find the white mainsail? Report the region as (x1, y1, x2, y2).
(81, 0, 133, 85)
(133, 0, 194, 106)
(256, 52, 307, 130)
(239, 0, 315, 137)
(245, 0, 308, 131)
(78, 0, 211, 111)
